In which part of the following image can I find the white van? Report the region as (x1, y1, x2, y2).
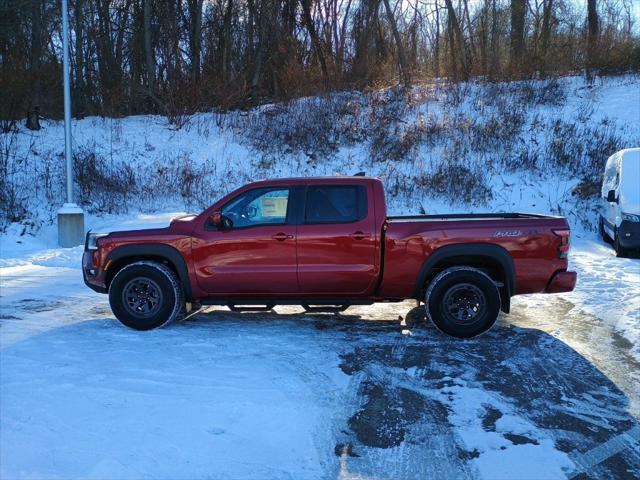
(599, 148, 640, 257)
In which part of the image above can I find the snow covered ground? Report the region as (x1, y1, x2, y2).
(1, 74, 640, 478)
(1, 212, 639, 479)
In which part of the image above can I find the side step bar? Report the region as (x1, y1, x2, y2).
(227, 303, 276, 312)
(301, 303, 350, 313)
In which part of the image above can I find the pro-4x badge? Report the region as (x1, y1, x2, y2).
(494, 230, 522, 237)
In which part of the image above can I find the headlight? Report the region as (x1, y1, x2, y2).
(622, 213, 640, 222)
(85, 231, 109, 250)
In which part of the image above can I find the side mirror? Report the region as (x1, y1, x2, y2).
(209, 211, 233, 230)
(606, 190, 618, 203)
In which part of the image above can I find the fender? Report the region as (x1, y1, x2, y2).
(413, 243, 515, 312)
(106, 244, 193, 300)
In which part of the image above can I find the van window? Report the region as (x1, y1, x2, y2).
(305, 185, 367, 224)
(603, 157, 619, 192)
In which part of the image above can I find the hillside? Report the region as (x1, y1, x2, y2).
(3, 74, 639, 232)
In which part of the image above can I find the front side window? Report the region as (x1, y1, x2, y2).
(221, 188, 289, 228)
(305, 185, 367, 224)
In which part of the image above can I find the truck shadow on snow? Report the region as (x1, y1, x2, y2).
(3, 309, 639, 479)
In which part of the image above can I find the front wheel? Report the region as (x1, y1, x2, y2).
(614, 229, 630, 258)
(599, 216, 612, 243)
(109, 261, 185, 330)
(425, 267, 501, 338)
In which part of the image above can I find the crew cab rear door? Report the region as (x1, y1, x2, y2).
(191, 186, 298, 295)
(296, 184, 378, 295)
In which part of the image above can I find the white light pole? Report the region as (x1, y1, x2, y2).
(57, 0, 84, 247)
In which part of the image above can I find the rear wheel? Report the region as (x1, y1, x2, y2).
(109, 261, 185, 330)
(425, 267, 501, 338)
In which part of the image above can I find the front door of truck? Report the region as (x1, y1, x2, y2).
(192, 186, 298, 295)
(296, 184, 379, 295)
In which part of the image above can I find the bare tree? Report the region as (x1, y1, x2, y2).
(444, 0, 468, 80)
(301, 0, 329, 85)
(186, 0, 203, 82)
(143, 0, 156, 98)
(540, 0, 554, 61)
(219, 0, 234, 84)
(510, 0, 526, 69)
(26, 0, 42, 130)
(3, 0, 640, 122)
(382, 0, 411, 87)
(587, 0, 598, 77)
(74, 0, 85, 116)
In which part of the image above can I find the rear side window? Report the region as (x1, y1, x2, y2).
(304, 185, 367, 224)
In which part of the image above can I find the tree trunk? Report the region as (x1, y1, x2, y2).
(540, 0, 553, 64)
(220, 0, 234, 83)
(510, 0, 525, 69)
(587, 0, 598, 77)
(26, 0, 42, 130)
(480, 0, 489, 76)
(381, 0, 410, 88)
(463, 0, 476, 68)
(250, 0, 269, 96)
(187, 0, 203, 82)
(444, 0, 467, 80)
(74, 0, 85, 116)
(144, 0, 156, 96)
(300, 0, 329, 86)
(336, 0, 353, 79)
(489, 0, 498, 77)
(434, 0, 440, 76)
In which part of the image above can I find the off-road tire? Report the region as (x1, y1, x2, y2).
(109, 261, 185, 330)
(425, 266, 501, 338)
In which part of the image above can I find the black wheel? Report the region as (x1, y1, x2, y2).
(109, 261, 185, 330)
(614, 229, 629, 258)
(599, 216, 612, 243)
(425, 266, 501, 338)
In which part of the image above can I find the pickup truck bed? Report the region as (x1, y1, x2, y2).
(388, 212, 557, 221)
(83, 176, 576, 337)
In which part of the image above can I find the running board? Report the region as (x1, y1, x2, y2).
(227, 303, 276, 312)
(301, 303, 350, 313)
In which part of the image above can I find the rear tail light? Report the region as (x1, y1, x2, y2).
(553, 229, 570, 259)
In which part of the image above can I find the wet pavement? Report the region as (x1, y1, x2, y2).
(189, 297, 640, 479)
(2, 293, 639, 479)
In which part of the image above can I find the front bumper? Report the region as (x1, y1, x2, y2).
(618, 220, 640, 249)
(545, 270, 577, 293)
(82, 250, 108, 293)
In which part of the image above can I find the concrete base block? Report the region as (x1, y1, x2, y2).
(58, 203, 85, 247)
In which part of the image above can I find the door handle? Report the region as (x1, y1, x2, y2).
(272, 232, 294, 241)
(350, 231, 371, 240)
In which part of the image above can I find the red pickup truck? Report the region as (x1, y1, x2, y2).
(83, 176, 576, 337)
